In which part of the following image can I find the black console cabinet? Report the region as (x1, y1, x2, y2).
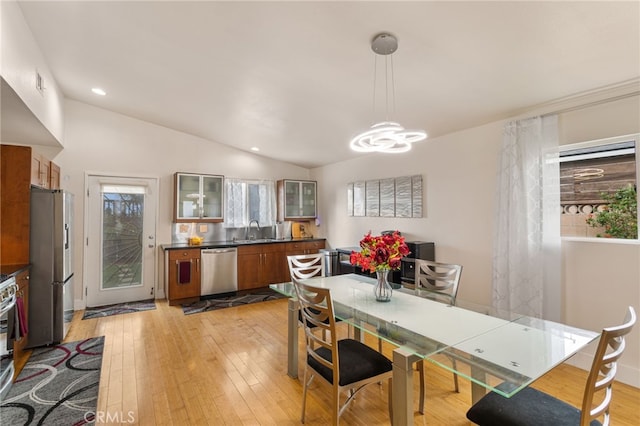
(400, 241, 435, 286)
(335, 241, 435, 286)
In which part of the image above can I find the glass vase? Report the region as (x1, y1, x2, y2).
(374, 269, 393, 302)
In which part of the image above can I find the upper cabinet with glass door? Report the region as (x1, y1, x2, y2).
(174, 172, 224, 222)
(277, 180, 317, 221)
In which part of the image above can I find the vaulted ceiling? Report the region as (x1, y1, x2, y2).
(14, 1, 640, 168)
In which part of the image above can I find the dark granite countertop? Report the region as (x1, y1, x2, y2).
(160, 237, 326, 251)
(0, 263, 30, 282)
(336, 246, 361, 254)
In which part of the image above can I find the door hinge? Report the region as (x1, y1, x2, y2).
(87, 188, 90, 197)
(150, 287, 154, 295)
(85, 287, 88, 296)
(86, 237, 89, 246)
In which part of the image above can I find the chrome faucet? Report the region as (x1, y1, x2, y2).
(247, 220, 260, 240)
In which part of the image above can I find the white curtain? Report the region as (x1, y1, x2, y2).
(224, 178, 276, 228)
(225, 178, 246, 228)
(493, 115, 561, 319)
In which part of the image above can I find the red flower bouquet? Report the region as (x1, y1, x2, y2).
(350, 231, 410, 273)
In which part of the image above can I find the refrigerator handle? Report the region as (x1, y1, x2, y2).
(64, 223, 70, 249)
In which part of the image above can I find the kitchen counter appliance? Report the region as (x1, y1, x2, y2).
(28, 188, 74, 348)
(201, 248, 238, 296)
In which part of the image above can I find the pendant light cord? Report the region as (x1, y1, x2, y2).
(379, 51, 396, 121)
(372, 54, 378, 122)
(372, 53, 397, 122)
(390, 53, 396, 118)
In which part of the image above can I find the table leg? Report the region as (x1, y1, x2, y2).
(470, 364, 487, 404)
(392, 347, 420, 426)
(287, 297, 299, 379)
(352, 320, 364, 343)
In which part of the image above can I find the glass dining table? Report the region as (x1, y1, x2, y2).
(270, 274, 599, 426)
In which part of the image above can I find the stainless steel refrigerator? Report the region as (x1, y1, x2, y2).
(28, 188, 74, 348)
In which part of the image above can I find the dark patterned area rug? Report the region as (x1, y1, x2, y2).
(0, 336, 104, 425)
(182, 288, 287, 315)
(82, 299, 156, 320)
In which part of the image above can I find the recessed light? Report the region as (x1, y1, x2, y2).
(250, 147, 260, 152)
(91, 87, 106, 96)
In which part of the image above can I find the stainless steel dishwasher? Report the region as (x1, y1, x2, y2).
(201, 248, 238, 296)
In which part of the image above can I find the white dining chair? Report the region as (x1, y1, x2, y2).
(413, 259, 463, 414)
(292, 276, 393, 425)
(466, 306, 636, 426)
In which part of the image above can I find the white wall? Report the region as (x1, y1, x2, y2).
(312, 94, 640, 386)
(55, 99, 310, 307)
(559, 95, 640, 386)
(312, 120, 502, 306)
(0, 0, 64, 143)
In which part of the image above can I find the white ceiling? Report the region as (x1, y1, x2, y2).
(15, 1, 640, 168)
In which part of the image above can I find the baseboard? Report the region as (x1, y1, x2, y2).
(74, 298, 85, 311)
(567, 350, 639, 388)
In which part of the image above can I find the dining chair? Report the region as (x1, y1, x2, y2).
(291, 276, 393, 425)
(287, 253, 325, 280)
(466, 305, 636, 426)
(287, 254, 327, 337)
(412, 259, 463, 414)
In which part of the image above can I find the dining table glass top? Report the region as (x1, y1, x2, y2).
(270, 273, 599, 398)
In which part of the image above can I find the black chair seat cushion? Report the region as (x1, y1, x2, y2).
(466, 386, 602, 426)
(308, 338, 392, 387)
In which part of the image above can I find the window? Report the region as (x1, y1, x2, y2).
(560, 134, 638, 239)
(224, 178, 276, 228)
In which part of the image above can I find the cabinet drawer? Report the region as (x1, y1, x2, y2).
(237, 243, 284, 255)
(285, 240, 325, 252)
(168, 248, 201, 260)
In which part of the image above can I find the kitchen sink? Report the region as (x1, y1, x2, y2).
(233, 238, 276, 244)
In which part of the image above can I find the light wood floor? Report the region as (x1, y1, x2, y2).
(63, 297, 640, 425)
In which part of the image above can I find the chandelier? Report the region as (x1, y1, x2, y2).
(350, 33, 427, 154)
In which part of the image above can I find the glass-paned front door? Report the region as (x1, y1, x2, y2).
(87, 176, 157, 307)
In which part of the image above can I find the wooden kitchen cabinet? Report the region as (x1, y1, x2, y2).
(30, 152, 51, 189)
(1, 145, 63, 266)
(167, 248, 201, 305)
(174, 172, 224, 223)
(237, 243, 286, 290)
(1, 145, 33, 265)
(277, 180, 317, 221)
(49, 161, 61, 189)
(13, 268, 31, 378)
(285, 240, 325, 255)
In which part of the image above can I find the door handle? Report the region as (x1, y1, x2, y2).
(148, 244, 155, 248)
(64, 224, 70, 249)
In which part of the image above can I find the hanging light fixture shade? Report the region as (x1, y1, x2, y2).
(350, 33, 427, 153)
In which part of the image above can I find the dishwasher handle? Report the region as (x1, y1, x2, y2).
(202, 248, 237, 254)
